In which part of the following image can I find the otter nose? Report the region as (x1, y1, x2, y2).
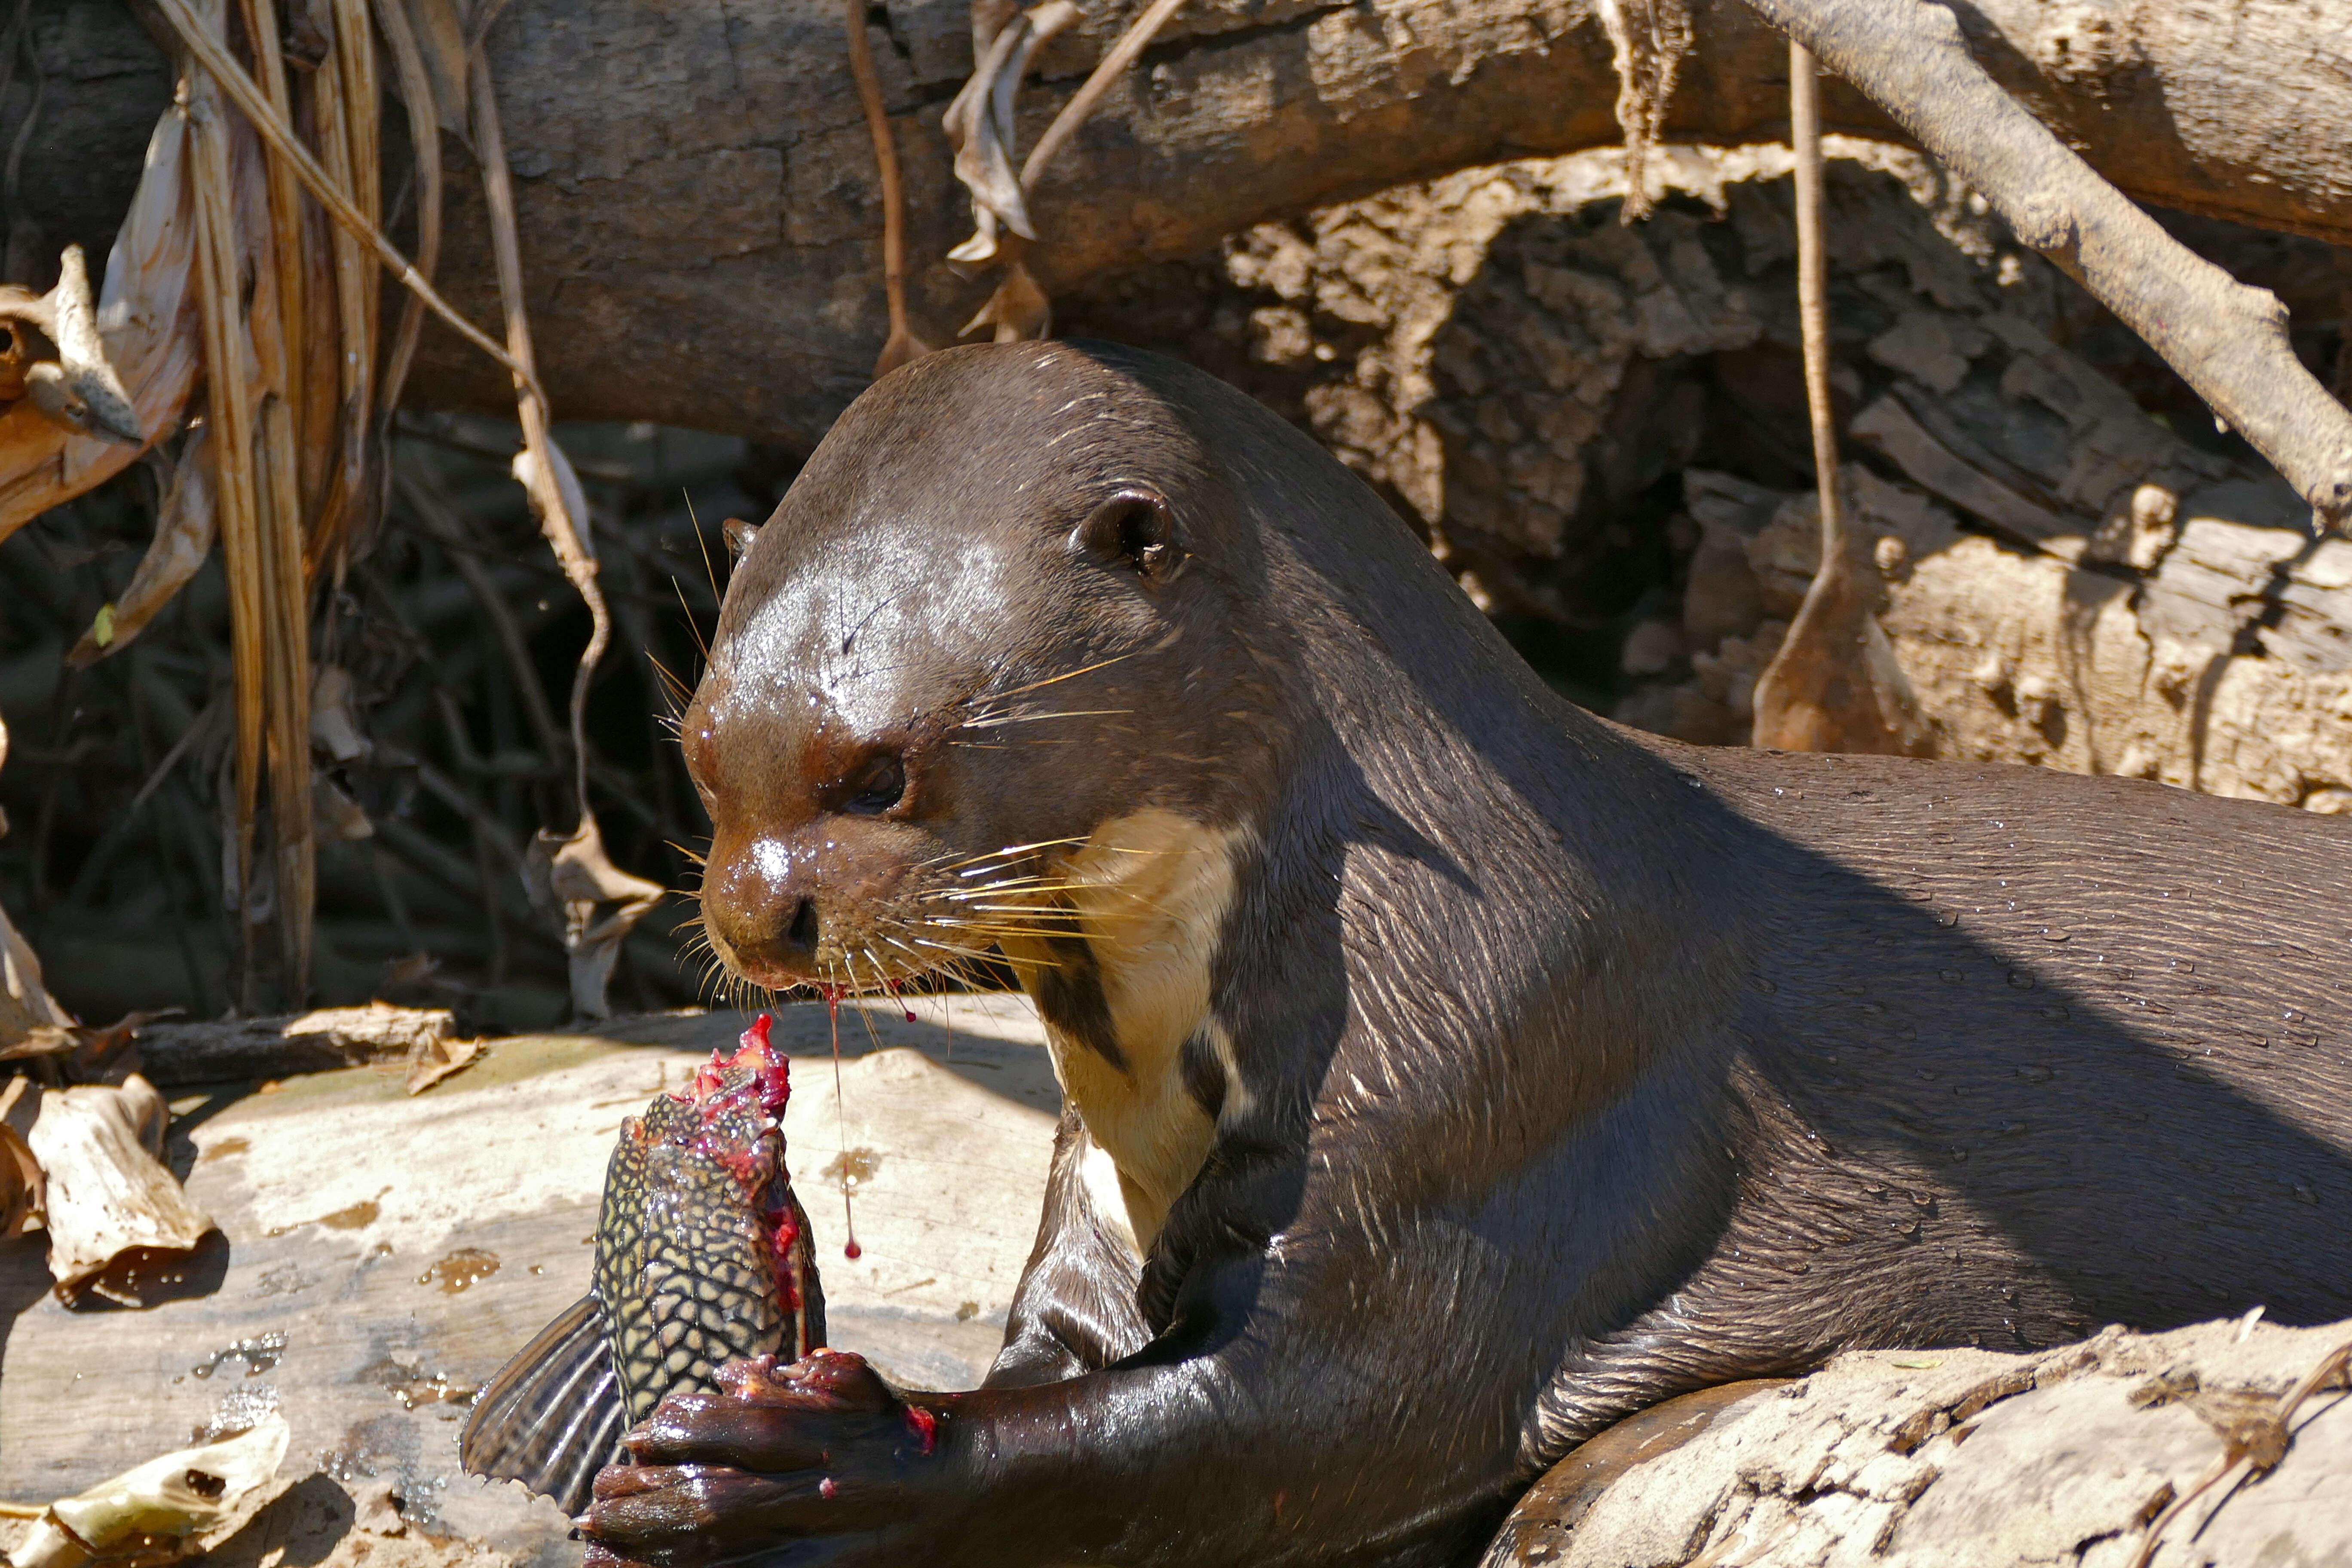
(726, 897, 824, 987)
(706, 839, 827, 988)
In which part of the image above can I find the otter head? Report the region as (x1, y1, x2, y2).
(683, 342, 1281, 1009)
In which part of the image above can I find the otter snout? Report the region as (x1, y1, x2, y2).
(702, 825, 910, 992)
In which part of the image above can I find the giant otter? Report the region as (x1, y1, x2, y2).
(582, 341, 2352, 1568)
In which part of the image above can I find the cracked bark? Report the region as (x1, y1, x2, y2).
(1744, 0, 2352, 527)
(1482, 1317, 2352, 1568)
(21, 0, 2352, 444)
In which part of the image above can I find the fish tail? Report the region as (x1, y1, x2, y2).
(460, 1294, 628, 1516)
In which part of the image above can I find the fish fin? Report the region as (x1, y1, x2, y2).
(460, 1294, 627, 1516)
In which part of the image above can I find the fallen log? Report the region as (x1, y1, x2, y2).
(1483, 1316, 2352, 1567)
(20, 0, 2352, 443)
(129, 1003, 480, 1090)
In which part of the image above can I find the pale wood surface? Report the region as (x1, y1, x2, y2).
(0, 995, 1060, 1565)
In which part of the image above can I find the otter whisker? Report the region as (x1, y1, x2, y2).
(926, 921, 1113, 945)
(648, 650, 695, 708)
(878, 934, 935, 972)
(920, 882, 1096, 901)
(668, 577, 712, 665)
(909, 936, 1047, 971)
(686, 493, 723, 610)
(959, 708, 1133, 729)
(968, 653, 1134, 704)
(938, 837, 1093, 873)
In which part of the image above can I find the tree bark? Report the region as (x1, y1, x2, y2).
(19, 0, 2352, 444)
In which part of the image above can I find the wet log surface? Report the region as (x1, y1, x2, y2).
(0, 995, 1060, 1568)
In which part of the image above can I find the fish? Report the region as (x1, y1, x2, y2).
(459, 1015, 826, 1515)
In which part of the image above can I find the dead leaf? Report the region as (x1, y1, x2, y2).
(12, 1414, 288, 1568)
(0, 108, 202, 549)
(70, 424, 217, 669)
(404, 1033, 482, 1094)
(0, 1078, 45, 1241)
(0, 896, 74, 1051)
(959, 257, 1053, 343)
(943, 0, 1078, 261)
(24, 1073, 216, 1305)
(528, 815, 664, 1020)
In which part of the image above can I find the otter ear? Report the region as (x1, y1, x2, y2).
(722, 517, 762, 560)
(1075, 487, 1182, 583)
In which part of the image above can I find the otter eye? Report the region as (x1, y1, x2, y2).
(843, 753, 905, 815)
(1076, 487, 1180, 582)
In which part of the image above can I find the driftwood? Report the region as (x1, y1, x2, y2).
(20, 0, 2352, 444)
(1482, 1317, 2352, 1568)
(131, 1003, 478, 1090)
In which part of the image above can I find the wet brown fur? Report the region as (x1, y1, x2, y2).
(609, 341, 2352, 1568)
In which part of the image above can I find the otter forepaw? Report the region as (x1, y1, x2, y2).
(580, 1352, 951, 1566)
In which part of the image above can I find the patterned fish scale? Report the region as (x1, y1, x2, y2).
(460, 1015, 824, 1517)
(594, 1035, 806, 1421)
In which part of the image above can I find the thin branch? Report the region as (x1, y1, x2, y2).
(1739, 0, 2352, 530)
(843, 0, 924, 376)
(1748, 38, 1926, 757)
(1018, 0, 1187, 196)
(371, 0, 442, 423)
(469, 41, 606, 830)
(396, 469, 569, 767)
(1790, 41, 1840, 583)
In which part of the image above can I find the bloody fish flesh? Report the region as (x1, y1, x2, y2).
(459, 1015, 825, 1514)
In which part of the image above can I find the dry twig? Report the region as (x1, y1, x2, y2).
(1017, 0, 1188, 197)
(2128, 1334, 2352, 1568)
(468, 42, 604, 828)
(371, 0, 444, 429)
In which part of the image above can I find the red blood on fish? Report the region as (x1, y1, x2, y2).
(680, 1014, 790, 1118)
